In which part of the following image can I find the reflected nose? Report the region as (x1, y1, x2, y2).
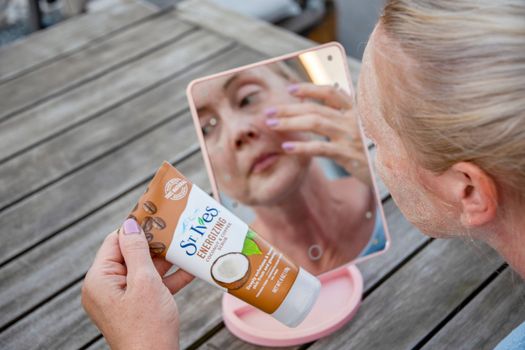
(231, 121, 259, 150)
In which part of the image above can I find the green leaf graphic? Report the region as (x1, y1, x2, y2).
(242, 238, 262, 256)
(246, 229, 256, 240)
(198, 217, 204, 225)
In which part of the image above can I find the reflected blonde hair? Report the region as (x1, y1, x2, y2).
(378, 0, 525, 198)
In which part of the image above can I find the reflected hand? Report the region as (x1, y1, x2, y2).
(82, 218, 194, 350)
(265, 83, 372, 186)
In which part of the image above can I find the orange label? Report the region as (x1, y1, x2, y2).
(228, 229, 299, 313)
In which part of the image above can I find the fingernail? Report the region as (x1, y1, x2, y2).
(287, 84, 299, 94)
(282, 142, 295, 151)
(265, 107, 277, 117)
(265, 118, 279, 127)
(123, 218, 141, 235)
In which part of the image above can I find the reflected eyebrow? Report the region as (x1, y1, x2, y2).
(196, 72, 247, 115)
(223, 73, 240, 91)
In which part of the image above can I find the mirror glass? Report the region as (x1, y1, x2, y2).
(188, 44, 388, 275)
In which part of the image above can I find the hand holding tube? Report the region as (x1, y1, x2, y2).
(82, 218, 194, 350)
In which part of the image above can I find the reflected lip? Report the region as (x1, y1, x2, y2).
(249, 152, 280, 174)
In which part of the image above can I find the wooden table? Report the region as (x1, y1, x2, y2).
(0, 0, 524, 348)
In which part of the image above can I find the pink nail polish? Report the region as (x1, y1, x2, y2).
(266, 118, 279, 127)
(287, 84, 299, 94)
(123, 218, 141, 235)
(265, 107, 277, 117)
(282, 142, 295, 151)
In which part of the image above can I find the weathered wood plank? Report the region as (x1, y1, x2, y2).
(0, 108, 201, 265)
(423, 267, 525, 349)
(0, 47, 263, 330)
(177, 0, 361, 81)
(0, 275, 223, 350)
(0, 284, 95, 350)
(307, 239, 503, 349)
(0, 12, 193, 122)
(0, 29, 232, 163)
(87, 337, 109, 350)
(0, 0, 155, 83)
(199, 328, 298, 350)
(0, 46, 261, 211)
(177, 0, 310, 54)
(0, 154, 226, 350)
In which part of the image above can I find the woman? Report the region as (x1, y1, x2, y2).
(82, 0, 525, 348)
(192, 63, 376, 273)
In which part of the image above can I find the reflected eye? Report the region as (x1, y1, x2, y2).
(236, 84, 262, 108)
(201, 117, 218, 137)
(239, 92, 259, 108)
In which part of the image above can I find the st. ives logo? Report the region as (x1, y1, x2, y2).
(179, 206, 219, 256)
(164, 177, 188, 200)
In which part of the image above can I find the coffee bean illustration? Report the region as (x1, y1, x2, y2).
(142, 216, 153, 232)
(149, 242, 165, 255)
(143, 201, 157, 215)
(152, 217, 166, 230)
(145, 232, 153, 242)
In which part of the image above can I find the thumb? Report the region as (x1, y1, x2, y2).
(119, 218, 156, 278)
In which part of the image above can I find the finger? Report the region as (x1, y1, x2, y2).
(282, 140, 367, 164)
(153, 256, 173, 277)
(119, 218, 156, 279)
(162, 269, 195, 294)
(267, 113, 344, 139)
(283, 140, 373, 185)
(266, 102, 341, 121)
(288, 83, 353, 110)
(91, 230, 122, 269)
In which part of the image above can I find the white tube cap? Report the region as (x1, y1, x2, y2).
(271, 268, 321, 327)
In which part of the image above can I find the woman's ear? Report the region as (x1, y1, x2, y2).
(450, 162, 498, 228)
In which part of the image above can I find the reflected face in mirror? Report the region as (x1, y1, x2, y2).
(193, 65, 311, 206)
(190, 47, 388, 275)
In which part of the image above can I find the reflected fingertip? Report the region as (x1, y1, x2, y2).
(287, 84, 299, 94)
(264, 107, 277, 117)
(282, 142, 295, 151)
(265, 118, 279, 127)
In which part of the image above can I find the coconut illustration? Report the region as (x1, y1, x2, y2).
(211, 252, 251, 290)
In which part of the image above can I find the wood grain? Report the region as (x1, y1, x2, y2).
(0, 12, 193, 122)
(0, 46, 261, 210)
(0, 283, 96, 350)
(0, 29, 232, 163)
(0, 111, 199, 265)
(307, 238, 503, 350)
(86, 337, 109, 350)
(0, 0, 155, 83)
(422, 267, 525, 350)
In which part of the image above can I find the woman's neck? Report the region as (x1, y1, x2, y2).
(482, 206, 525, 278)
(252, 164, 345, 246)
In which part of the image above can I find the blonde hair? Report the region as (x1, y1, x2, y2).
(378, 0, 525, 198)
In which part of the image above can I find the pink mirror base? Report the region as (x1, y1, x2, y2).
(222, 264, 363, 347)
